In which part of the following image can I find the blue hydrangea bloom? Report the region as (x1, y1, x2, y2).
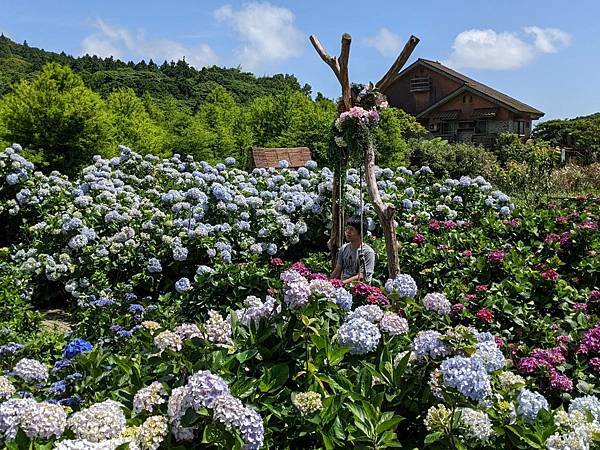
(440, 356, 491, 401)
(337, 318, 381, 355)
(568, 395, 600, 422)
(385, 274, 418, 298)
(175, 277, 193, 293)
(50, 379, 68, 395)
(128, 304, 145, 315)
(475, 340, 505, 372)
(517, 388, 548, 423)
(334, 287, 353, 311)
(412, 330, 450, 359)
(147, 258, 162, 273)
(63, 338, 93, 359)
(347, 305, 384, 323)
(51, 359, 72, 373)
(0, 342, 24, 356)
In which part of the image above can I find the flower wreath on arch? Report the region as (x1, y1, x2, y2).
(328, 83, 389, 198)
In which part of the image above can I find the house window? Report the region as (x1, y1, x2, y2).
(440, 122, 452, 134)
(429, 123, 439, 132)
(515, 120, 527, 135)
(475, 121, 487, 134)
(458, 121, 475, 130)
(462, 95, 473, 104)
(410, 76, 431, 92)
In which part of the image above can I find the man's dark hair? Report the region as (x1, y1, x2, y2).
(346, 215, 369, 236)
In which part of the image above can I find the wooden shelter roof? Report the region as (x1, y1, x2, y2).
(251, 147, 312, 169)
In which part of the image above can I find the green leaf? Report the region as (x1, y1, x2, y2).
(327, 346, 350, 366)
(235, 349, 258, 363)
(375, 416, 403, 434)
(424, 431, 444, 444)
(258, 362, 289, 393)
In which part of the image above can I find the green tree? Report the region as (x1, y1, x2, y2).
(406, 138, 498, 179)
(532, 113, 600, 164)
(106, 88, 168, 156)
(373, 107, 426, 168)
(180, 84, 254, 165)
(246, 90, 337, 164)
(0, 63, 113, 175)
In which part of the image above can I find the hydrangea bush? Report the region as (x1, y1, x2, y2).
(3, 144, 600, 448)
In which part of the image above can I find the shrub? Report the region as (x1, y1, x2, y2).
(406, 138, 498, 179)
(549, 163, 600, 193)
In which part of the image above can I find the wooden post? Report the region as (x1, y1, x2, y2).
(309, 33, 352, 267)
(364, 141, 400, 278)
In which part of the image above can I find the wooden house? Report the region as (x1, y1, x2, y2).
(384, 58, 544, 146)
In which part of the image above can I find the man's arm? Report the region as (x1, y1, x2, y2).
(341, 272, 364, 285)
(331, 263, 343, 279)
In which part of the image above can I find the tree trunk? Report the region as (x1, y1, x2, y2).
(363, 141, 400, 278)
(328, 155, 348, 268)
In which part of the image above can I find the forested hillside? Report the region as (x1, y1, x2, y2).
(0, 35, 425, 175)
(0, 35, 310, 106)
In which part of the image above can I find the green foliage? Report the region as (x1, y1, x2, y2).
(0, 63, 113, 176)
(247, 89, 336, 160)
(490, 133, 561, 199)
(189, 84, 254, 166)
(533, 113, 600, 164)
(492, 132, 559, 168)
(373, 107, 426, 168)
(106, 88, 169, 156)
(0, 35, 308, 108)
(406, 138, 498, 179)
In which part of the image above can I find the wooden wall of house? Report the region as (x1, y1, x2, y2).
(385, 66, 462, 115)
(435, 93, 497, 120)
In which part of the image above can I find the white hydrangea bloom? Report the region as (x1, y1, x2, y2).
(13, 358, 49, 383)
(133, 381, 167, 413)
(0, 376, 16, 399)
(459, 408, 494, 442)
(138, 415, 168, 450)
(153, 330, 182, 352)
(203, 310, 232, 345)
(68, 400, 126, 442)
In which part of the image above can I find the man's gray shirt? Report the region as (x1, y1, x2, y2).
(337, 243, 376, 282)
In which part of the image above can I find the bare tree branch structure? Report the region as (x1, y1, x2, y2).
(310, 32, 419, 278)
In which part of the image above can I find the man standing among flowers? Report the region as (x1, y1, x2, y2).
(331, 216, 376, 285)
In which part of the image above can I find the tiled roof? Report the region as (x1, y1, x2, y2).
(252, 147, 312, 168)
(428, 109, 460, 120)
(471, 108, 498, 119)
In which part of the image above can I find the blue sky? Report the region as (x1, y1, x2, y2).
(0, 0, 598, 121)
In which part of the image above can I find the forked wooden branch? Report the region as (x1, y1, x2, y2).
(309, 33, 352, 111)
(376, 35, 420, 92)
(310, 31, 416, 276)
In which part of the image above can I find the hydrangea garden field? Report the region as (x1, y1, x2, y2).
(1, 143, 600, 449)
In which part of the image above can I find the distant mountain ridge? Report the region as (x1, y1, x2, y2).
(0, 35, 311, 108)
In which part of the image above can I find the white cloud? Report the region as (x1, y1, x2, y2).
(524, 26, 571, 53)
(81, 19, 219, 68)
(364, 27, 405, 58)
(444, 27, 571, 70)
(214, 2, 304, 70)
